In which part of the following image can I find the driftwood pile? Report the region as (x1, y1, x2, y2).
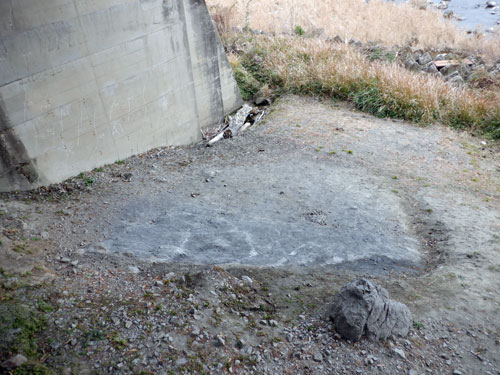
(207, 105, 266, 146)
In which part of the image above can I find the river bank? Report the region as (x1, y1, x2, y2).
(396, 0, 500, 30)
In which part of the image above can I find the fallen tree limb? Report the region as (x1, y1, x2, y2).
(207, 104, 253, 146)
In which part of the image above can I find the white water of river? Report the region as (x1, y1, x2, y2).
(396, 0, 500, 30)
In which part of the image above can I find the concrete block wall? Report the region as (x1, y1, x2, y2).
(0, 0, 242, 192)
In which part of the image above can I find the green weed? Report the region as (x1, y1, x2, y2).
(37, 300, 54, 313)
(413, 321, 424, 330)
(294, 25, 305, 36)
(0, 304, 47, 358)
(233, 65, 262, 100)
(84, 177, 94, 186)
(111, 333, 127, 350)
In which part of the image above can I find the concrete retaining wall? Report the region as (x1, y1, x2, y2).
(0, 0, 242, 192)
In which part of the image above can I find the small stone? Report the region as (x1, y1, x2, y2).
(241, 276, 253, 285)
(176, 358, 188, 366)
(236, 338, 245, 349)
(2, 354, 27, 369)
(59, 257, 71, 263)
(435, 53, 453, 61)
(392, 348, 406, 359)
(252, 353, 262, 363)
(365, 355, 379, 365)
(128, 266, 140, 274)
(443, 10, 454, 18)
(191, 326, 200, 337)
(332, 35, 343, 43)
(206, 170, 217, 179)
(164, 272, 175, 279)
(62, 367, 72, 375)
(162, 334, 172, 343)
(215, 334, 225, 347)
(268, 320, 278, 327)
(125, 321, 132, 329)
(313, 353, 323, 362)
(453, 370, 462, 375)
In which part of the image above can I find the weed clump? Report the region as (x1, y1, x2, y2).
(233, 64, 262, 100)
(0, 303, 47, 358)
(294, 25, 305, 36)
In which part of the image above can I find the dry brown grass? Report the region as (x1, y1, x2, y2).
(226, 33, 500, 137)
(207, 0, 500, 60)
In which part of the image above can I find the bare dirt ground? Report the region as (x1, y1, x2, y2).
(1, 96, 500, 375)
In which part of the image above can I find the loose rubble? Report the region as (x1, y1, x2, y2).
(330, 37, 500, 88)
(2, 260, 498, 374)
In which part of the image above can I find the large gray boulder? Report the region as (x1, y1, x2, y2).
(423, 61, 439, 73)
(446, 73, 465, 87)
(329, 279, 412, 341)
(403, 55, 421, 72)
(417, 52, 432, 65)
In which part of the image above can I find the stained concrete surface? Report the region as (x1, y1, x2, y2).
(102, 159, 421, 272)
(0, 0, 241, 192)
